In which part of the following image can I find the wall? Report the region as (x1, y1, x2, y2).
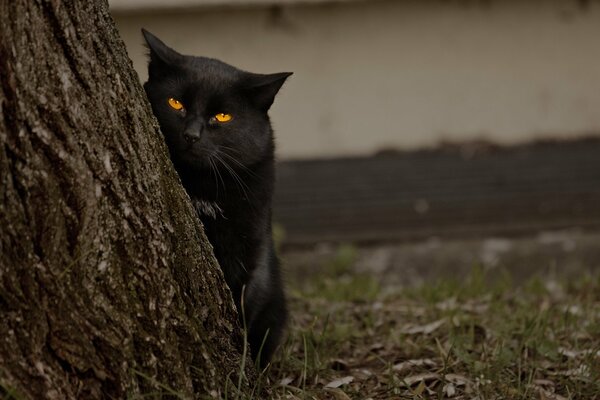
(112, 0, 600, 159)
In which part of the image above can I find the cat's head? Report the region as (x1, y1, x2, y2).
(142, 29, 291, 171)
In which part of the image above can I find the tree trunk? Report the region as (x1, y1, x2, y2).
(0, 1, 253, 398)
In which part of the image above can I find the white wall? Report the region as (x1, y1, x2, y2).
(112, 0, 600, 159)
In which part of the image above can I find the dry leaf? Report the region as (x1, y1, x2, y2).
(352, 368, 373, 380)
(330, 359, 349, 371)
(445, 373, 472, 386)
(558, 347, 596, 359)
(401, 319, 445, 335)
(369, 342, 385, 352)
(413, 380, 426, 395)
(279, 377, 294, 386)
(531, 386, 568, 400)
(393, 358, 437, 373)
(562, 305, 582, 316)
(461, 301, 489, 314)
(436, 297, 458, 311)
(403, 372, 441, 386)
(324, 388, 352, 400)
(551, 365, 591, 378)
(437, 296, 491, 313)
(443, 382, 457, 397)
(324, 376, 354, 389)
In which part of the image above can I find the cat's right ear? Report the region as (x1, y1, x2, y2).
(243, 72, 293, 112)
(142, 29, 183, 72)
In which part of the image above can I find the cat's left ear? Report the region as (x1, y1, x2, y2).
(142, 29, 183, 66)
(243, 72, 293, 111)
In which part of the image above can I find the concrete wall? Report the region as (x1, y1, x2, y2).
(112, 0, 600, 159)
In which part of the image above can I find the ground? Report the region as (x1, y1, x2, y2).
(246, 232, 600, 400)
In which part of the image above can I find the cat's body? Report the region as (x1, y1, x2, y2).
(142, 29, 290, 366)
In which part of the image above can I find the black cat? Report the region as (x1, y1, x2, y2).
(142, 29, 291, 367)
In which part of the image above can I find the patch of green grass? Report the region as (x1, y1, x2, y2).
(297, 244, 381, 303)
(302, 273, 381, 303)
(257, 267, 600, 399)
(402, 264, 513, 304)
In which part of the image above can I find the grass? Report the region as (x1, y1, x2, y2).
(252, 248, 600, 400)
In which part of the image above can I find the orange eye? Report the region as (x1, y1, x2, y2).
(215, 113, 233, 123)
(168, 98, 184, 111)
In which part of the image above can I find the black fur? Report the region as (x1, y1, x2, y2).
(142, 29, 291, 366)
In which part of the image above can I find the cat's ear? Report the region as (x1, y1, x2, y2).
(142, 29, 183, 70)
(243, 72, 293, 111)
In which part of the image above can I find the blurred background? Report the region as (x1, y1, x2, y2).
(110, 0, 600, 284)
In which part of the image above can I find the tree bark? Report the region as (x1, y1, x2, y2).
(0, 1, 253, 398)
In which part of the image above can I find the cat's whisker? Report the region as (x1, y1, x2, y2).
(210, 154, 226, 196)
(219, 158, 250, 199)
(213, 152, 253, 202)
(218, 144, 242, 155)
(207, 155, 219, 196)
(217, 150, 261, 180)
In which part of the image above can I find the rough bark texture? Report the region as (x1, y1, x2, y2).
(0, 1, 253, 398)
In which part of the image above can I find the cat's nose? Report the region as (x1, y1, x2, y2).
(183, 121, 204, 144)
(183, 130, 200, 144)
